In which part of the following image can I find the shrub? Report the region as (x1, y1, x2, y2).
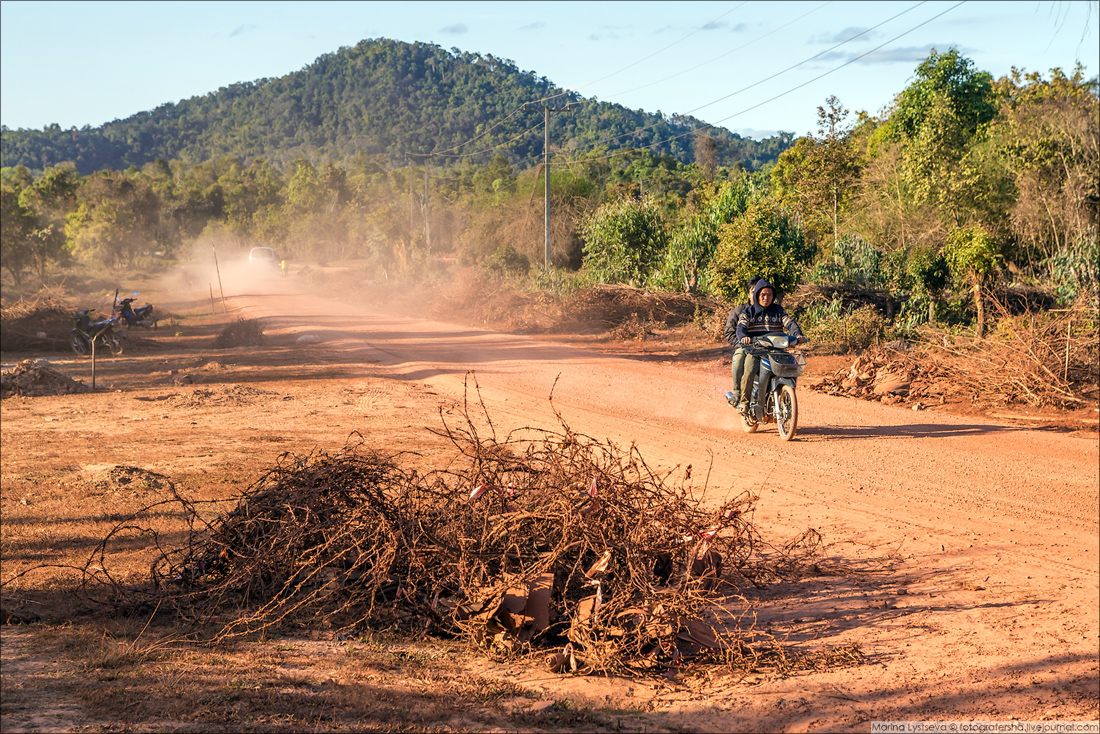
(707, 200, 813, 302)
(484, 243, 530, 278)
(580, 195, 667, 286)
(799, 298, 893, 352)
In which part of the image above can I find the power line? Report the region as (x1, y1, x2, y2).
(549, 0, 967, 169)
(578, 0, 929, 154)
(428, 3, 748, 160)
(600, 1, 832, 102)
(534, 2, 748, 106)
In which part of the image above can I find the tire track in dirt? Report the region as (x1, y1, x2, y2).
(231, 284, 1099, 725)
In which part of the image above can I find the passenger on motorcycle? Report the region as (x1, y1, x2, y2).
(723, 275, 762, 409)
(734, 279, 806, 410)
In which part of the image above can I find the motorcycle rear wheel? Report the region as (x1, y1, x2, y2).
(776, 385, 798, 441)
(102, 333, 124, 355)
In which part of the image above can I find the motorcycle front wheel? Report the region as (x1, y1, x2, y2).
(776, 385, 798, 441)
(739, 409, 759, 433)
(71, 334, 88, 355)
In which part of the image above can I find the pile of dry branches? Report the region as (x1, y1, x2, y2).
(811, 298, 1098, 410)
(0, 295, 75, 352)
(213, 318, 264, 348)
(923, 297, 1099, 409)
(74, 393, 827, 677)
(556, 285, 720, 334)
(809, 346, 956, 406)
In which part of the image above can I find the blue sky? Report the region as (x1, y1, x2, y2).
(1, 1, 1097, 140)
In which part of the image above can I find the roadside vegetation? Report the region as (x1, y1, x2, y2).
(3, 47, 1097, 389)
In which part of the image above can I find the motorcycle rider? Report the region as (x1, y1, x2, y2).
(735, 279, 806, 412)
(723, 275, 762, 409)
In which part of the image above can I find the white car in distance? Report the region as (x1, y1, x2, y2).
(248, 247, 278, 267)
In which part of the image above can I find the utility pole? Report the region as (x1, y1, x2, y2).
(407, 155, 414, 233)
(544, 105, 550, 270)
(424, 157, 430, 254)
(537, 103, 574, 270)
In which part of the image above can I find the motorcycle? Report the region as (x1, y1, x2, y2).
(736, 332, 806, 441)
(114, 291, 158, 329)
(71, 309, 124, 356)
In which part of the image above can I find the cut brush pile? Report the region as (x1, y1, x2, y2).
(70, 392, 837, 679)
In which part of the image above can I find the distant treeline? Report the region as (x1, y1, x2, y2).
(1, 38, 794, 175)
(2, 47, 1097, 339)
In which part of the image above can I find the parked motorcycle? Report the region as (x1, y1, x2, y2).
(71, 309, 124, 355)
(735, 333, 806, 441)
(114, 291, 158, 329)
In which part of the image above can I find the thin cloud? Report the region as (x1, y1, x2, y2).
(702, 20, 729, 31)
(440, 23, 467, 35)
(519, 21, 545, 31)
(730, 22, 748, 32)
(229, 24, 258, 38)
(811, 44, 948, 65)
(810, 27, 876, 44)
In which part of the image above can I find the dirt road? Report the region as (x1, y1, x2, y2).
(241, 280, 1100, 725)
(3, 276, 1098, 731)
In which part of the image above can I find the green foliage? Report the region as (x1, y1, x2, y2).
(707, 200, 812, 301)
(771, 96, 861, 246)
(905, 245, 950, 297)
(808, 234, 883, 286)
(652, 177, 756, 293)
(1040, 232, 1099, 304)
(484, 243, 531, 277)
(891, 48, 996, 141)
(887, 48, 998, 226)
(1, 183, 37, 284)
(798, 298, 894, 351)
(580, 195, 667, 286)
(945, 224, 1001, 284)
(987, 65, 1100, 260)
(1, 39, 794, 176)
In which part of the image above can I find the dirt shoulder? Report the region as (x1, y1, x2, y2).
(2, 276, 1097, 732)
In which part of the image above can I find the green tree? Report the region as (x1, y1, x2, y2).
(19, 164, 80, 278)
(708, 199, 811, 301)
(945, 224, 1001, 336)
(988, 65, 1100, 261)
(1, 183, 37, 284)
(772, 96, 861, 247)
(888, 48, 996, 225)
(580, 194, 667, 286)
(655, 177, 755, 293)
(65, 172, 161, 268)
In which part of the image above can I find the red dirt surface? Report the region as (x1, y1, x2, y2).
(2, 273, 1097, 732)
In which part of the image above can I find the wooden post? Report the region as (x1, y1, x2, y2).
(424, 159, 430, 254)
(212, 245, 227, 313)
(544, 105, 550, 270)
(1065, 317, 1072, 382)
(209, 284, 216, 315)
(90, 334, 96, 392)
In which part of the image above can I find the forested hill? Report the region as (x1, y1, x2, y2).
(1, 38, 793, 175)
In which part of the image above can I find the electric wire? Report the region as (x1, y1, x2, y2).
(534, 2, 747, 106)
(428, 3, 744, 158)
(578, 0, 928, 154)
(549, 0, 966, 169)
(601, 1, 831, 103)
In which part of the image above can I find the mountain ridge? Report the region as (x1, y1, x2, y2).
(1, 37, 794, 174)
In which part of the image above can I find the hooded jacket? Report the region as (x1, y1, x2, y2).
(734, 279, 803, 342)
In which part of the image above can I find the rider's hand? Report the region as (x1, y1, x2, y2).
(740, 337, 751, 346)
(795, 336, 807, 345)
